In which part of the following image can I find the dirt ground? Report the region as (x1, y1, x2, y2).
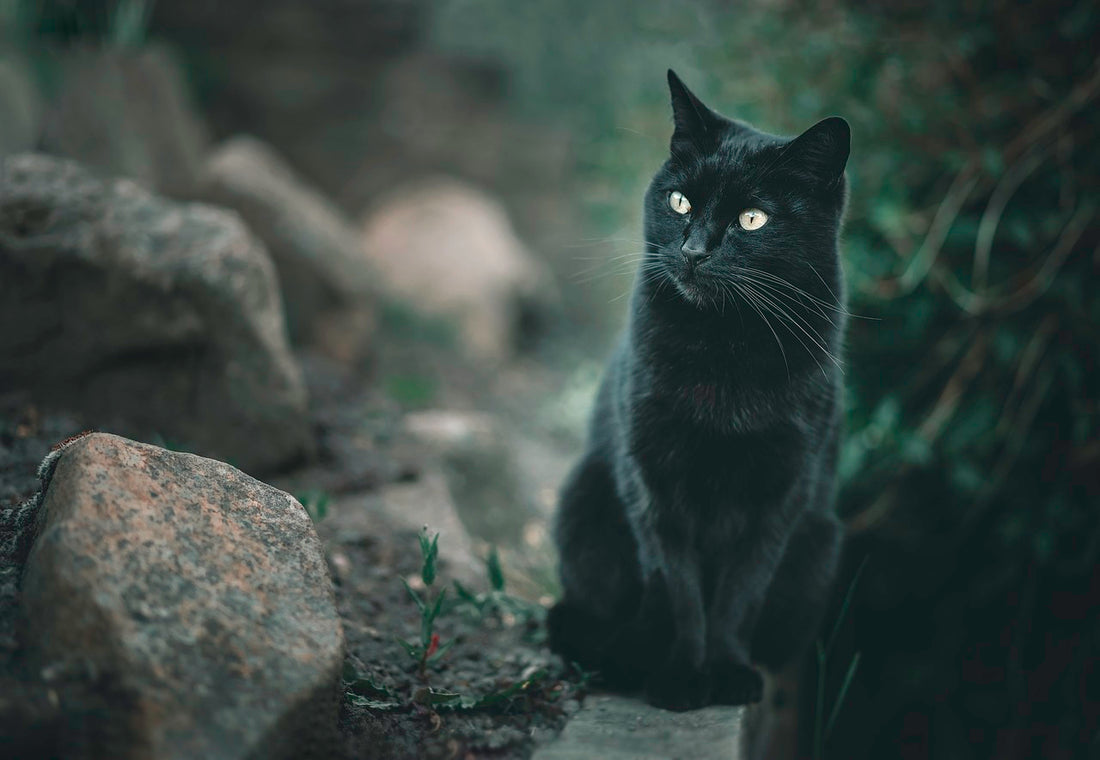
(292, 341, 591, 760)
(0, 326, 590, 759)
(332, 525, 585, 760)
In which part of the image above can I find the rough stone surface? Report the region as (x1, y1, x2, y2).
(20, 433, 344, 760)
(0, 55, 41, 158)
(39, 46, 209, 196)
(200, 137, 375, 351)
(0, 153, 312, 473)
(359, 179, 557, 360)
(532, 694, 748, 760)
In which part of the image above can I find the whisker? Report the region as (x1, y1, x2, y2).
(738, 273, 835, 326)
(734, 265, 853, 317)
(741, 281, 825, 376)
(741, 282, 842, 375)
(733, 282, 790, 381)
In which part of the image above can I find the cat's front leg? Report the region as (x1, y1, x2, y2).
(633, 520, 711, 711)
(705, 525, 792, 705)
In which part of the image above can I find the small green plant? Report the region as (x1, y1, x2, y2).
(397, 530, 454, 678)
(295, 490, 330, 523)
(813, 557, 867, 760)
(342, 530, 585, 717)
(453, 546, 547, 632)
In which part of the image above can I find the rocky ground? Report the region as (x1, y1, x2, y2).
(0, 36, 739, 759)
(0, 101, 591, 756)
(0, 313, 591, 760)
(278, 341, 593, 760)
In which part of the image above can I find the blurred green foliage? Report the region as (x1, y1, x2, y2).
(435, 1, 1098, 755)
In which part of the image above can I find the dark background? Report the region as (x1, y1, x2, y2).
(3, 0, 1098, 757)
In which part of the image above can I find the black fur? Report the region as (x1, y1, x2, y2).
(548, 70, 850, 711)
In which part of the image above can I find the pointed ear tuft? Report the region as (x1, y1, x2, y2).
(667, 69, 721, 156)
(781, 117, 851, 187)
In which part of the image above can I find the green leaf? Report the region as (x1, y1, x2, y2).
(347, 694, 402, 710)
(429, 587, 448, 623)
(413, 687, 462, 706)
(487, 547, 505, 592)
(453, 580, 482, 607)
(395, 636, 422, 660)
(344, 666, 399, 701)
(455, 670, 547, 710)
(401, 578, 427, 614)
(421, 531, 440, 586)
(825, 556, 868, 658)
(825, 652, 862, 739)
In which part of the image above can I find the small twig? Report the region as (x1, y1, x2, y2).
(971, 149, 1046, 292)
(864, 63, 1099, 307)
(901, 324, 979, 402)
(933, 203, 1096, 315)
(883, 165, 980, 297)
(994, 314, 1058, 437)
(917, 332, 989, 441)
(1003, 62, 1100, 163)
(983, 365, 1056, 504)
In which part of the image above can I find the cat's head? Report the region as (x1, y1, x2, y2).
(643, 70, 849, 313)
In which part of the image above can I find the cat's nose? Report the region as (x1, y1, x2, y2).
(682, 242, 711, 267)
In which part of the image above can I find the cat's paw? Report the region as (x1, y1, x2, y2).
(546, 601, 594, 664)
(644, 664, 711, 711)
(709, 660, 764, 706)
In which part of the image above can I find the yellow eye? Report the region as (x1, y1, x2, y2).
(669, 191, 692, 215)
(738, 209, 769, 230)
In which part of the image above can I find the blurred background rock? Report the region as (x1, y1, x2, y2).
(1, 0, 1097, 757)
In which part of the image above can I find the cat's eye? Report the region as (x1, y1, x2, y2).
(669, 191, 692, 215)
(738, 209, 769, 231)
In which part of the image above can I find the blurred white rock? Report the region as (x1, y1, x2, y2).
(359, 179, 558, 361)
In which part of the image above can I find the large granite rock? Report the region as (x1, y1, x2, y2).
(19, 433, 344, 760)
(38, 45, 209, 196)
(199, 136, 375, 355)
(359, 179, 557, 360)
(0, 153, 312, 473)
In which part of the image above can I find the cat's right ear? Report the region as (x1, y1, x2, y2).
(667, 69, 721, 157)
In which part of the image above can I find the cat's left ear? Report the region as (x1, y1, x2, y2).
(782, 117, 851, 187)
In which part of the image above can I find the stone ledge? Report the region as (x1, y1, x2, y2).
(532, 694, 750, 760)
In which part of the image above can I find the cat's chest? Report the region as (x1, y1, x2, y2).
(646, 367, 764, 432)
(627, 410, 795, 510)
(626, 375, 801, 507)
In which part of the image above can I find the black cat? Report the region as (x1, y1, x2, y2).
(548, 70, 850, 711)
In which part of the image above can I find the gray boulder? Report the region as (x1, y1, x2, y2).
(20, 433, 344, 760)
(0, 153, 312, 474)
(199, 136, 375, 355)
(38, 45, 209, 196)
